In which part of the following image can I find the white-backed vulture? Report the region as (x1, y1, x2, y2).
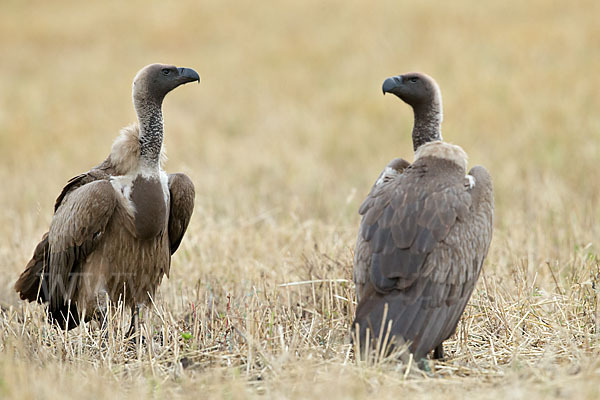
(15, 63, 199, 330)
(352, 73, 494, 361)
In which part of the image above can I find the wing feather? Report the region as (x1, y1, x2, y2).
(167, 173, 195, 255)
(16, 167, 115, 329)
(48, 180, 118, 311)
(353, 158, 493, 359)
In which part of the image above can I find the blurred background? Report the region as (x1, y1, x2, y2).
(1, 0, 599, 397)
(1, 0, 599, 326)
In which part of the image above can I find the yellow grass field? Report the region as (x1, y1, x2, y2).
(1, 0, 599, 398)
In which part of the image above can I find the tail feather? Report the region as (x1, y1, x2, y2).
(352, 282, 466, 361)
(353, 290, 419, 358)
(15, 233, 80, 330)
(352, 283, 431, 360)
(15, 233, 51, 303)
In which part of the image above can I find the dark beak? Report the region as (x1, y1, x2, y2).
(177, 67, 200, 84)
(382, 75, 403, 95)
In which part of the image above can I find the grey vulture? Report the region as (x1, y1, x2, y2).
(15, 63, 199, 331)
(352, 73, 494, 361)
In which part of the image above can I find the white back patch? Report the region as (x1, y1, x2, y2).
(414, 141, 468, 170)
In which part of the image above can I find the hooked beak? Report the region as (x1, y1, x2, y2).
(177, 67, 200, 84)
(382, 75, 403, 95)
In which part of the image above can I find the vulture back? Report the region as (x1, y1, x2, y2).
(353, 141, 493, 359)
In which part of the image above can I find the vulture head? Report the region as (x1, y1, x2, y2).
(133, 63, 200, 105)
(382, 72, 442, 112)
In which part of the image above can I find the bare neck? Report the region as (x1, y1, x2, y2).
(134, 98, 164, 169)
(412, 102, 442, 152)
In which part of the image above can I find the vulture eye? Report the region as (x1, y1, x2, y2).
(409, 77, 419, 83)
(161, 68, 171, 76)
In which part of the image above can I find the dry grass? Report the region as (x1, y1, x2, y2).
(1, 0, 600, 398)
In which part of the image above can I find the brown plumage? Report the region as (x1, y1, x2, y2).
(15, 63, 199, 330)
(353, 73, 494, 361)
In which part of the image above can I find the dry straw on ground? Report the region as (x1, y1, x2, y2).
(1, 0, 599, 398)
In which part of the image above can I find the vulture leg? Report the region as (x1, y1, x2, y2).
(433, 343, 445, 360)
(417, 358, 433, 374)
(125, 305, 139, 342)
(95, 291, 110, 330)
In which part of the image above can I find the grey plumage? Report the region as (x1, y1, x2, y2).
(15, 64, 199, 329)
(353, 73, 494, 360)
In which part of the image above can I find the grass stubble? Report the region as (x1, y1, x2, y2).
(0, 0, 599, 398)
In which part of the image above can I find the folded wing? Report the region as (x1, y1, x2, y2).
(353, 160, 493, 359)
